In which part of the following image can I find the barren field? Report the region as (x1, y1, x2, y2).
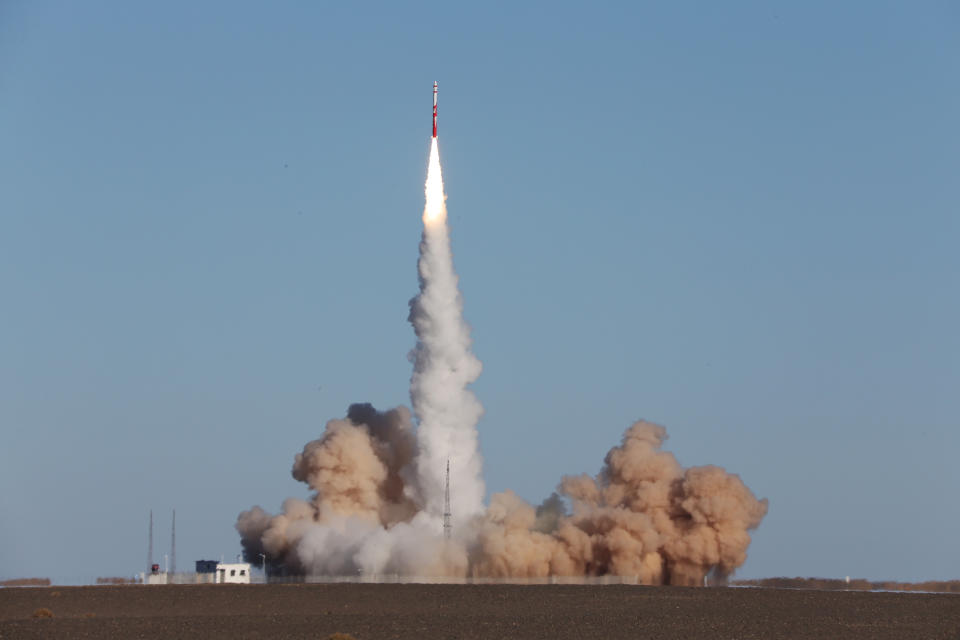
(2, 583, 959, 640)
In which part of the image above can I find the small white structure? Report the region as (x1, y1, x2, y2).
(139, 562, 169, 585)
(215, 562, 251, 584)
(140, 571, 169, 585)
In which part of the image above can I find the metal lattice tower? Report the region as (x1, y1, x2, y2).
(443, 459, 452, 540)
(147, 509, 154, 571)
(170, 509, 176, 574)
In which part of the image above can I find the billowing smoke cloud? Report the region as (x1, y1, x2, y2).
(470, 421, 768, 585)
(236, 137, 767, 584)
(237, 411, 767, 583)
(237, 403, 466, 576)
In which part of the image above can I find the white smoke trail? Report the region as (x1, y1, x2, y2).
(408, 137, 485, 525)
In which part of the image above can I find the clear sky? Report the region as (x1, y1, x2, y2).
(1, 1, 957, 585)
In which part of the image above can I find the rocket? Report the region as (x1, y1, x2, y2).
(432, 81, 438, 138)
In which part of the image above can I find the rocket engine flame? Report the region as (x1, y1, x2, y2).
(422, 138, 445, 225)
(235, 89, 767, 583)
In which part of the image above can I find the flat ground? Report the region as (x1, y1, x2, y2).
(1, 583, 959, 639)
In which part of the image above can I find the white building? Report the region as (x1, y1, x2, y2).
(215, 562, 251, 584)
(139, 562, 169, 585)
(140, 571, 170, 585)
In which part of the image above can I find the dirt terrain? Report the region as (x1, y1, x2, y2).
(1, 583, 959, 639)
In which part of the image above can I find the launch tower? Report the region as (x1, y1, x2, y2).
(443, 460, 452, 539)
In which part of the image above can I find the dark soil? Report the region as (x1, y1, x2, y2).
(1, 583, 959, 639)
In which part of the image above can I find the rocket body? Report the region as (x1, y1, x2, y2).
(432, 81, 438, 138)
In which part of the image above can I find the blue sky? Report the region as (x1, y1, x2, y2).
(1, 1, 957, 584)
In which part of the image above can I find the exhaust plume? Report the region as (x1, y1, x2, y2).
(236, 135, 767, 584)
(408, 137, 485, 521)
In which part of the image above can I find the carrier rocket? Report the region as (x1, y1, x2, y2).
(432, 81, 438, 138)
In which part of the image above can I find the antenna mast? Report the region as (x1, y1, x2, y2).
(443, 459, 452, 540)
(147, 509, 154, 571)
(170, 509, 176, 574)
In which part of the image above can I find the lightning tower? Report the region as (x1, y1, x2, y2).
(170, 509, 176, 574)
(147, 509, 153, 571)
(443, 459, 452, 539)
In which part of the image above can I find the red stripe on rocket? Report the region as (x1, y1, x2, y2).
(432, 81, 438, 138)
